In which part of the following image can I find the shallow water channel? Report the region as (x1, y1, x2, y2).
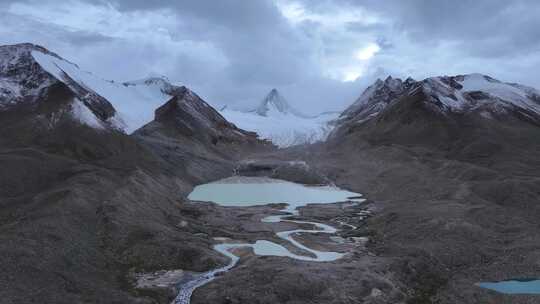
(171, 176, 363, 304)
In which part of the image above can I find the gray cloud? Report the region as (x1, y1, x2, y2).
(0, 11, 114, 47)
(351, 0, 540, 57)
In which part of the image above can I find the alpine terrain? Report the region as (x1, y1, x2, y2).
(0, 43, 271, 304)
(1, 42, 540, 304)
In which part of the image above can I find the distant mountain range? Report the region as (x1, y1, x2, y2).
(2, 43, 539, 151)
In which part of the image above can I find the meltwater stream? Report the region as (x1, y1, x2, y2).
(172, 176, 363, 304)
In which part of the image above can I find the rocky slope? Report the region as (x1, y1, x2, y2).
(330, 74, 540, 171)
(0, 43, 270, 304)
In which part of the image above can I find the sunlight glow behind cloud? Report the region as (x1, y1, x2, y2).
(356, 43, 381, 60)
(274, 0, 381, 27)
(343, 71, 362, 82)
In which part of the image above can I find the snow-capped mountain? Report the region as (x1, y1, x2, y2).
(32, 50, 185, 133)
(339, 74, 540, 125)
(0, 44, 266, 149)
(220, 89, 339, 147)
(0, 43, 250, 138)
(331, 73, 540, 149)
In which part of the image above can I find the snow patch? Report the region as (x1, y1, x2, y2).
(458, 74, 540, 114)
(71, 99, 104, 129)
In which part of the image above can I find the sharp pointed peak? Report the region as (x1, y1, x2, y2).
(265, 88, 281, 99)
(250, 88, 308, 118)
(255, 88, 289, 116)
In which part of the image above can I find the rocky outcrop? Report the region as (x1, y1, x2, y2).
(152, 87, 258, 145)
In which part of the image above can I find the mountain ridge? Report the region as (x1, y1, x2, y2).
(339, 73, 540, 123)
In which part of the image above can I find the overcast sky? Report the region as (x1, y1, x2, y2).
(1, 0, 540, 114)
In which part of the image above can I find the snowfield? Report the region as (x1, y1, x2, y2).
(32, 51, 173, 133)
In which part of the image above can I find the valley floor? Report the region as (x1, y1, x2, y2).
(263, 142, 540, 304)
(134, 144, 540, 304)
(138, 195, 398, 304)
(2, 138, 539, 304)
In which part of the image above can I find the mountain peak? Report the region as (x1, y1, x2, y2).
(255, 88, 288, 116)
(253, 88, 308, 118)
(341, 75, 414, 119)
(0, 43, 72, 108)
(149, 85, 262, 146)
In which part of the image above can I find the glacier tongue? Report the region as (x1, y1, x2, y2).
(220, 108, 338, 148)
